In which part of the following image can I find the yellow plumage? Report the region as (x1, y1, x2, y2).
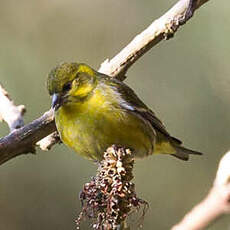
(47, 62, 202, 161)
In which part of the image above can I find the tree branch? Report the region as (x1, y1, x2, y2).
(171, 152, 230, 230)
(0, 0, 210, 165)
(98, 0, 209, 80)
(0, 110, 56, 165)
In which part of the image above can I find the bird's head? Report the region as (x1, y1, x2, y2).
(47, 62, 97, 110)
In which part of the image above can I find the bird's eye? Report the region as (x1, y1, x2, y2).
(63, 82, 72, 92)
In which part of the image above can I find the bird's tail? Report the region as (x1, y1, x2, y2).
(172, 145, 203, 161)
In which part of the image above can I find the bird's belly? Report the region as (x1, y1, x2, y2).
(55, 106, 154, 161)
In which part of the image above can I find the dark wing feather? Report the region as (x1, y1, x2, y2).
(106, 77, 182, 145)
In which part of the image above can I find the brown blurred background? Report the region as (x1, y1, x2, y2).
(0, 0, 230, 229)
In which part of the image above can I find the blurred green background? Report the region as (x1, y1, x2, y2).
(0, 0, 230, 229)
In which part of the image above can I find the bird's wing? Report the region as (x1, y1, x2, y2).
(108, 78, 182, 145)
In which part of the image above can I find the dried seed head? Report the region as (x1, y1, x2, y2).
(76, 145, 148, 230)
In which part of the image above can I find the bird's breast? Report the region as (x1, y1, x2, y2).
(55, 89, 154, 160)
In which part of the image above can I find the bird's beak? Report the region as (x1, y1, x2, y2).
(51, 93, 61, 111)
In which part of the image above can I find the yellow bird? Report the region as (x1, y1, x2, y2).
(47, 62, 202, 161)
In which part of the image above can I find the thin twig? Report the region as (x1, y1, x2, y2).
(0, 0, 210, 165)
(0, 84, 26, 131)
(171, 152, 230, 230)
(36, 131, 61, 151)
(36, 128, 60, 151)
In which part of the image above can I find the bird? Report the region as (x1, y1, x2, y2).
(47, 62, 202, 161)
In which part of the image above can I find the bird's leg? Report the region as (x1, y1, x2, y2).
(179, 0, 198, 25)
